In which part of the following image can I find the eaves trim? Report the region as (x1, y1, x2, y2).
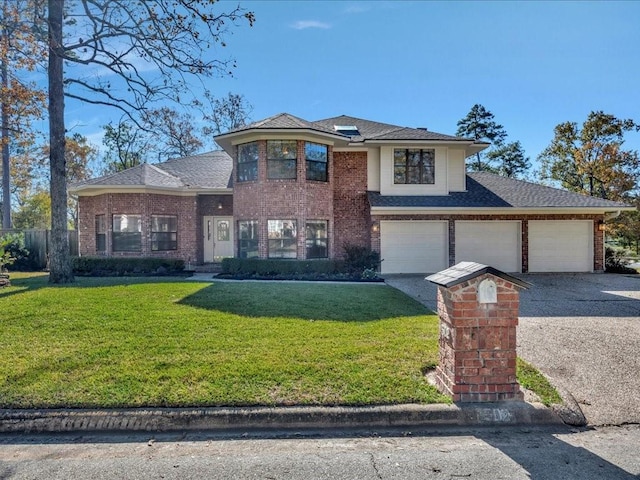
(369, 206, 636, 215)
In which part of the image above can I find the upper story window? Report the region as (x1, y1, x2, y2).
(237, 142, 259, 182)
(393, 148, 435, 184)
(267, 140, 297, 179)
(305, 142, 328, 182)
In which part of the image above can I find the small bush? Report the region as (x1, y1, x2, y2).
(605, 246, 638, 274)
(0, 233, 29, 272)
(72, 256, 185, 276)
(342, 244, 381, 275)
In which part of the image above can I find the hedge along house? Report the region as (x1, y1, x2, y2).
(71, 113, 634, 273)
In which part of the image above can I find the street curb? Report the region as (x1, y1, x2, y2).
(0, 402, 564, 434)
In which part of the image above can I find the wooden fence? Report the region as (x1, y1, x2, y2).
(0, 229, 79, 269)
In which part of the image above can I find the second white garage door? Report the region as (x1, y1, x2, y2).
(380, 221, 448, 274)
(528, 220, 593, 272)
(455, 221, 521, 272)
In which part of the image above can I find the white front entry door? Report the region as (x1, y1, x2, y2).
(203, 216, 234, 262)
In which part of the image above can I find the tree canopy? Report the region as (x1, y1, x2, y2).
(456, 104, 530, 178)
(538, 111, 640, 202)
(42, 0, 254, 283)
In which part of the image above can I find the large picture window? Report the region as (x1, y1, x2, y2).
(267, 140, 297, 179)
(306, 220, 328, 259)
(112, 214, 142, 252)
(151, 215, 178, 251)
(305, 142, 328, 182)
(268, 219, 297, 258)
(238, 220, 259, 258)
(95, 215, 106, 252)
(237, 142, 258, 182)
(394, 148, 435, 184)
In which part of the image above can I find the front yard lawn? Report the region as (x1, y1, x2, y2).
(0, 273, 449, 408)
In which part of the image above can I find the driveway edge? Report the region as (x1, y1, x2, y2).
(0, 402, 564, 434)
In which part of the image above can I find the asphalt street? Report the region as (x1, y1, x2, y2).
(0, 425, 638, 479)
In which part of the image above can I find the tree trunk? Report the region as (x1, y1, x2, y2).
(48, 0, 73, 283)
(1, 6, 10, 229)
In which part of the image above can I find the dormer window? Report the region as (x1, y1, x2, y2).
(394, 148, 435, 184)
(334, 125, 360, 137)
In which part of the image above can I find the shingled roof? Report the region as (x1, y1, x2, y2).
(368, 172, 632, 210)
(70, 151, 232, 193)
(312, 115, 477, 143)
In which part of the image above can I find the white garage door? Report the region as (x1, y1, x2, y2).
(529, 221, 593, 272)
(380, 221, 448, 274)
(455, 221, 521, 272)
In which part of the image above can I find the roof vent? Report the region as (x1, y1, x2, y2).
(417, 127, 428, 131)
(334, 125, 360, 136)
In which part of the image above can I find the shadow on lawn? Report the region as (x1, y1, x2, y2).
(177, 282, 428, 322)
(0, 274, 190, 300)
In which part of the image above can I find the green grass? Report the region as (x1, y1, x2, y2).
(517, 358, 563, 406)
(0, 273, 448, 408)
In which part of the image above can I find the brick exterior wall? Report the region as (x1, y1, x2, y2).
(370, 213, 606, 272)
(78, 193, 202, 263)
(233, 140, 334, 259)
(434, 273, 524, 402)
(333, 151, 370, 256)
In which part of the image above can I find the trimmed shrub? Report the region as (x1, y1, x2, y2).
(342, 244, 381, 274)
(221, 258, 343, 276)
(605, 246, 638, 274)
(72, 256, 185, 276)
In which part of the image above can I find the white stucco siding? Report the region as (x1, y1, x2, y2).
(447, 149, 467, 192)
(379, 146, 449, 196)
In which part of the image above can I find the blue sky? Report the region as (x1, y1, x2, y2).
(65, 0, 640, 172)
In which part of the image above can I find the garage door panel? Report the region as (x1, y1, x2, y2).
(455, 221, 521, 273)
(529, 221, 592, 272)
(380, 221, 447, 274)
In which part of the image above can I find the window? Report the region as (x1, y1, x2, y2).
(394, 148, 435, 184)
(238, 220, 259, 258)
(112, 214, 142, 252)
(237, 142, 258, 182)
(306, 220, 328, 259)
(267, 140, 297, 179)
(268, 219, 297, 258)
(305, 142, 328, 182)
(95, 215, 106, 252)
(151, 215, 178, 251)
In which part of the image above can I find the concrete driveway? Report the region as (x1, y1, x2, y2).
(384, 273, 640, 426)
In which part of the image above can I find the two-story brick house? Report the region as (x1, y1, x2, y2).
(71, 113, 634, 273)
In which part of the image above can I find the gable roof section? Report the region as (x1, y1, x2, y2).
(368, 172, 633, 212)
(70, 151, 232, 195)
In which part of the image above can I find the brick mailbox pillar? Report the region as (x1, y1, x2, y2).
(426, 262, 531, 403)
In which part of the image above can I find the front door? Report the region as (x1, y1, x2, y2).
(203, 216, 234, 262)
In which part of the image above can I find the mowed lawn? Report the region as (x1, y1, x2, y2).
(0, 273, 449, 408)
